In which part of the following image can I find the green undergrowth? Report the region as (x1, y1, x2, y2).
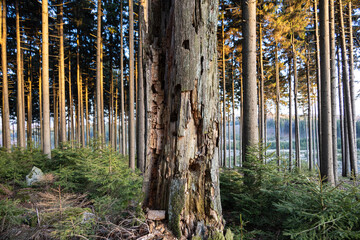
(0, 143, 143, 239)
(220, 146, 360, 240)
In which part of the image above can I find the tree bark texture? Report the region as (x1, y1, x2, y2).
(42, 0, 51, 157)
(16, 0, 25, 148)
(329, 0, 337, 182)
(129, 0, 136, 169)
(143, 0, 223, 238)
(242, 0, 258, 164)
(319, 0, 335, 184)
(339, 0, 357, 177)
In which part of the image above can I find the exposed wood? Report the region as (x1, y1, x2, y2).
(143, 0, 223, 238)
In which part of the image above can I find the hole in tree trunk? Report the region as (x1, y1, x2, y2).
(182, 40, 190, 50)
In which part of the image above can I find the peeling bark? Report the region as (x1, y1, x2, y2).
(143, 0, 223, 238)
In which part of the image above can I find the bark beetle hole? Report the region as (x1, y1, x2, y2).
(189, 162, 201, 172)
(182, 40, 190, 50)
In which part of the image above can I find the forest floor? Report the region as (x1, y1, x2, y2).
(0, 147, 178, 240)
(0, 180, 178, 240)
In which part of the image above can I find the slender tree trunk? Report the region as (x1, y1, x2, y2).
(259, 21, 265, 159)
(128, 0, 135, 169)
(231, 57, 236, 167)
(137, 1, 145, 172)
(240, 71, 244, 166)
(337, 48, 347, 177)
(339, 0, 357, 178)
(27, 56, 32, 147)
(100, 42, 105, 143)
(219, 115, 223, 166)
(54, 87, 59, 148)
(314, 0, 322, 162)
(86, 79, 89, 145)
(221, 3, 226, 165)
(96, 0, 102, 142)
(293, 41, 300, 169)
(110, 47, 115, 149)
(1, 0, 11, 151)
(76, 33, 81, 145)
(306, 50, 313, 171)
(329, 0, 337, 182)
(80, 74, 85, 146)
(115, 87, 118, 151)
(242, 0, 258, 163)
(143, 1, 224, 237)
(288, 55, 293, 170)
(16, 0, 25, 148)
(319, 0, 335, 184)
(58, 0, 66, 144)
(227, 115, 230, 167)
(275, 43, 280, 164)
(348, 2, 356, 136)
(120, 2, 126, 155)
(68, 52, 74, 146)
(42, 0, 51, 157)
(39, 48, 43, 151)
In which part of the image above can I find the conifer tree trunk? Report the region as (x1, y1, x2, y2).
(100, 43, 105, 143)
(80, 74, 85, 146)
(1, 0, 11, 151)
(136, 1, 145, 172)
(68, 52, 74, 146)
(39, 48, 43, 151)
(288, 55, 293, 169)
(293, 42, 300, 169)
(16, 0, 25, 148)
(240, 72, 244, 166)
(275, 43, 280, 164)
(54, 87, 59, 148)
(314, 0, 321, 161)
(42, 0, 51, 157)
(110, 48, 115, 149)
(339, 0, 357, 177)
(27, 56, 33, 147)
(306, 50, 313, 171)
(143, 1, 224, 238)
(242, 0, 258, 163)
(96, 0, 102, 142)
(348, 2, 355, 135)
(221, 3, 226, 166)
(329, 0, 337, 182)
(120, 2, 126, 155)
(59, 0, 66, 144)
(319, 0, 335, 184)
(227, 115, 230, 167)
(337, 48, 347, 177)
(231, 57, 236, 167)
(259, 21, 265, 154)
(128, 0, 135, 169)
(115, 87, 118, 151)
(76, 33, 81, 145)
(85, 79, 89, 145)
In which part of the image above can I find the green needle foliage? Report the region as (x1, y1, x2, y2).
(0, 148, 48, 184)
(220, 146, 360, 240)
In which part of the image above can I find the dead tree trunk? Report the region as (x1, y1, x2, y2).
(143, 1, 224, 238)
